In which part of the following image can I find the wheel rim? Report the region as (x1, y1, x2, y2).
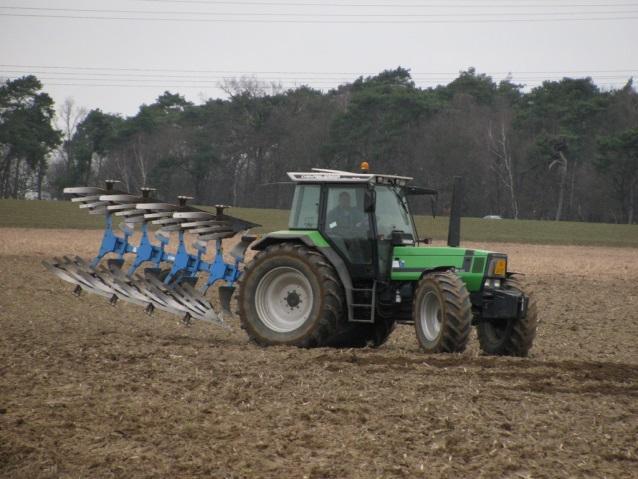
(254, 266, 314, 333)
(419, 290, 442, 341)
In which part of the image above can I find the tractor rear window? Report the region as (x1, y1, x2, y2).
(289, 185, 321, 229)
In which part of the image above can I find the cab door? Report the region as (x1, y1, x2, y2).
(321, 185, 375, 280)
(373, 185, 416, 278)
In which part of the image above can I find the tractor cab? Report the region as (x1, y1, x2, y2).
(287, 168, 425, 281)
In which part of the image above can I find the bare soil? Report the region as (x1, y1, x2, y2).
(1, 228, 637, 478)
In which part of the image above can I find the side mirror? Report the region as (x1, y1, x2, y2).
(364, 189, 376, 213)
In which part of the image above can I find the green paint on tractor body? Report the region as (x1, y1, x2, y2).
(259, 230, 498, 293)
(391, 246, 491, 292)
(285, 230, 330, 247)
(258, 230, 330, 248)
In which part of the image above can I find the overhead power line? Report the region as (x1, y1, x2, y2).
(4, 76, 634, 84)
(15, 81, 632, 90)
(3, 6, 638, 17)
(1, 72, 634, 82)
(2, 65, 636, 76)
(132, 0, 638, 7)
(4, 67, 631, 89)
(3, 72, 633, 88)
(2, 12, 637, 23)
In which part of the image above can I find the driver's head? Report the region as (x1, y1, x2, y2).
(338, 191, 351, 209)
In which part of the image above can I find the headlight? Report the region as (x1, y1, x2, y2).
(488, 256, 507, 277)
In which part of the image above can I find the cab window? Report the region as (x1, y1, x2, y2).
(375, 186, 414, 239)
(288, 185, 321, 229)
(323, 186, 372, 266)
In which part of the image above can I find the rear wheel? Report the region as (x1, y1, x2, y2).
(238, 243, 345, 347)
(365, 317, 396, 347)
(413, 271, 472, 353)
(330, 317, 396, 348)
(254, 266, 314, 333)
(477, 277, 537, 357)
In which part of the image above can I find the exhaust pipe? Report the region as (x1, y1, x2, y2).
(447, 176, 464, 247)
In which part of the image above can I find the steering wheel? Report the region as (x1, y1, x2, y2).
(331, 220, 367, 237)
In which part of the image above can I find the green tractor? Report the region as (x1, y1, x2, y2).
(239, 168, 537, 356)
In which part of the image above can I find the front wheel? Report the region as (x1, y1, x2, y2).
(413, 271, 472, 353)
(477, 277, 537, 357)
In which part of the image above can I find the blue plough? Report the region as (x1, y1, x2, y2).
(43, 181, 259, 326)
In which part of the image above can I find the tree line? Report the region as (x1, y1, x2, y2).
(1, 68, 636, 223)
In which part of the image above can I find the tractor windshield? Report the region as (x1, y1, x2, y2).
(375, 186, 415, 239)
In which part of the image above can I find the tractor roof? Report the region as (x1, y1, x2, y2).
(287, 168, 413, 186)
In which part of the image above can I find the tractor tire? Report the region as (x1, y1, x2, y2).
(364, 317, 397, 348)
(477, 277, 537, 357)
(413, 271, 472, 353)
(324, 324, 369, 348)
(330, 317, 396, 349)
(238, 243, 345, 347)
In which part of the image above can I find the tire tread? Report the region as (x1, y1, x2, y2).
(413, 271, 472, 353)
(238, 242, 346, 348)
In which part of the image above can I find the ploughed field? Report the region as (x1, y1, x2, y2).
(1, 228, 637, 478)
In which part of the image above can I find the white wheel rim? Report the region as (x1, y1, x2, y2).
(254, 266, 314, 333)
(419, 291, 442, 341)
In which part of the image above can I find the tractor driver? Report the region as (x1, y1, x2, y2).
(327, 191, 367, 233)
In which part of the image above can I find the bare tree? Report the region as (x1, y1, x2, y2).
(487, 119, 519, 219)
(56, 97, 87, 177)
(549, 151, 569, 221)
(219, 76, 283, 98)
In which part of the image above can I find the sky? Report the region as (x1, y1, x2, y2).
(1, 0, 637, 117)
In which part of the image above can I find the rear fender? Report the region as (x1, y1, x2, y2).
(252, 233, 318, 251)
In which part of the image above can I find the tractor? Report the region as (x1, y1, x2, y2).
(46, 166, 537, 357)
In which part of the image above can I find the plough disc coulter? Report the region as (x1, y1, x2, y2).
(44, 181, 260, 326)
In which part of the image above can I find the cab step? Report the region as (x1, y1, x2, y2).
(348, 281, 376, 323)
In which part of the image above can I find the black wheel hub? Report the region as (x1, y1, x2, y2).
(285, 290, 301, 309)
